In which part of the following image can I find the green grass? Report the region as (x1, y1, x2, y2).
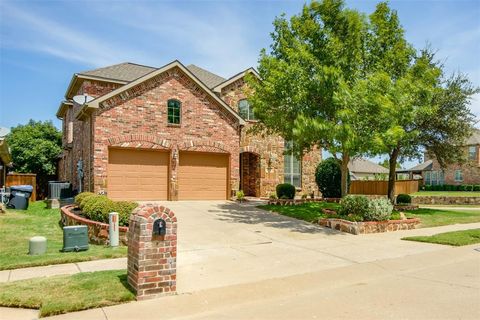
(0, 201, 127, 270)
(259, 202, 341, 223)
(403, 208, 480, 228)
(402, 229, 480, 246)
(260, 202, 480, 228)
(412, 191, 480, 197)
(0, 269, 134, 317)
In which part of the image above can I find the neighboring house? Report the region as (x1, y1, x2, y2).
(56, 60, 320, 201)
(399, 130, 480, 185)
(0, 127, 12, 187)
(348, 158, 389, 180)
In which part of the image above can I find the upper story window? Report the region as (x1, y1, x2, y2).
(284, 140, 301, 188)
(468, 146, 477, 160)
(167, 99, 181, 125)
(455, 169, 463, 182)
(238, 99, 256, 121)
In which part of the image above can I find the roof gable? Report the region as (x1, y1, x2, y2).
(213, 68, 260, 92)
(76, 60, 245, 125)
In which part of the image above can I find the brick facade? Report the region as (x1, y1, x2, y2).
(127, 204, 177, 300)
(59, 63, 322, 199)
(425, 145, 480, 185)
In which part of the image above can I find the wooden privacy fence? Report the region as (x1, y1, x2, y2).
(6, 173, 37, 201)
(349, 180, 419, 196)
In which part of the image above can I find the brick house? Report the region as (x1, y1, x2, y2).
(399, 130, 480, 185)
(56, 60, 321, 201)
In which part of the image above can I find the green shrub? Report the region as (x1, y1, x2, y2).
(75, 192, 96, 209)
(396, 194, 411, 204)
(445, 185, 453, 191)
(424, 185, 432, 191)
(236, 190, 245, 201)
(339, 195, 370, 217)
(78, 193, 100, 210)
(113, 201, 138, 226)
(459, 185, 468, 191)
(269, 193, 277, 200)
(276, 183, 296, 199)
(474, 185, 480, 191)
(364, 198, 393, 221)
(315, 158, 349, 198)
(82, 195, 114, 224)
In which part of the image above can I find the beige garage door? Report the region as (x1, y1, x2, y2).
(178, 152, 229, 200)
(108, 148, 169, 201)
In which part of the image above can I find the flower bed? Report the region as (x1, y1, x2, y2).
(60, 205, 129, 245)
(318, 217, 420, 235)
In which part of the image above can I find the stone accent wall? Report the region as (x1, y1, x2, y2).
(220, 78, 322, 198)
(127, 204, 177, 300)
(413, 196, 480, 205)
(60, 205, 129, 245)
(319, 218, 420, 235)
(92, 67, 241, 199)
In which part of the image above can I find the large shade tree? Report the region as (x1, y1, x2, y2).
(247, 0, 375, 197)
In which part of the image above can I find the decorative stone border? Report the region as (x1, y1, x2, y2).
(60, 205, 129, 245)
(394, 204, 419, 211)
(266, 198, 325, 205)
(412, 196, 480, 205)
(318, 217, 420, 235)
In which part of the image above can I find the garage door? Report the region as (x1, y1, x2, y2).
(178, 152, 229, 200)
(108, 148, 169, 201)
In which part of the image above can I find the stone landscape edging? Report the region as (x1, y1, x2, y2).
(60, 205, 129, 245)
(318, 217, 420, 235)
(412, 196, 480, 205)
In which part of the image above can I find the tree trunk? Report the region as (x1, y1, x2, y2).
(387, 147, 400, 203)
(340, 153, 350, 198)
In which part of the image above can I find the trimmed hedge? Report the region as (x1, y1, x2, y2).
(315, 158, 349, 198)
(276, 183, 296, 199)
(74, 192, 137, 226)
(396, 194, 412, 204)
(422, 184, 480, 192)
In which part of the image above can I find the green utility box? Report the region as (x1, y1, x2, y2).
(62, 225, 89, 252)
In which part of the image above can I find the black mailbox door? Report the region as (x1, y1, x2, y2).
(153, 219, 167, 237)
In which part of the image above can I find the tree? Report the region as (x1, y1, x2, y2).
(247, 0, 374, 197)
(362, 2, 477, 201)
(7, 120, 62, 176)
(378, 159, 401, 170)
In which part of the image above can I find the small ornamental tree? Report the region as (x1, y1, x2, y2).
(315, 158, 349, 198)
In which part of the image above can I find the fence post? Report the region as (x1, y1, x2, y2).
(109, 212, 119, 247)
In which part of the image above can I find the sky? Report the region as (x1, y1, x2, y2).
(0, 0, 479, 168)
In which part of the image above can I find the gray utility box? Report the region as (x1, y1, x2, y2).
(62, 225, 89, 252)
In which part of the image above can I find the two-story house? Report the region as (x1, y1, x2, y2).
(56, 60, 321, 201)
(400, 130, 480, 185)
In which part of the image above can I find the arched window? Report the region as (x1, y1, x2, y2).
(167, 99, 181, 125)
(238, 99, 256, 121)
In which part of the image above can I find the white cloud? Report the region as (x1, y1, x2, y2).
(0, 2, 151, 67)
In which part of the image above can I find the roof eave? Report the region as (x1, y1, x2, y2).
(77, 60, 245, 125)
(56, 101, 73, 119)
(213, 68, 261, 93)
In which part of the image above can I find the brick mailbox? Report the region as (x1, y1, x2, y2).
(127, 204, 177, 300)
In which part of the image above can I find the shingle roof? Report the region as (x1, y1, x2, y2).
(348, 158, 389, 174)
(79, 62, 156, 82)
(78, 62, 226, 89)
(402, 160, 433, 172)
(186, 64, 226, 88)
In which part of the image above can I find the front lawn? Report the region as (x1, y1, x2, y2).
(404, 208, 480, 228)
(412, 191, 480, 197)
(0, 269, 133, 317)
(259, 202, 341, 223)
(260, 202, 480, 228)
(402, 229, 480, 246)
(0, 201, 127, 270)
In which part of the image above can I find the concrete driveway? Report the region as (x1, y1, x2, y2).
(161, 200, 478, 293)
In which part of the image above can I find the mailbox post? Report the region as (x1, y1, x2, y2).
(109, 212, 119, 247)
(127, 204, 177, 300)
